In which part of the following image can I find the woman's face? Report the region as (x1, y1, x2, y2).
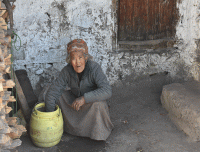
(70, 50, 86, 73)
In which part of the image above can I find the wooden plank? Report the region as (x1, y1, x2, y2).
(9, 72, 31, 123)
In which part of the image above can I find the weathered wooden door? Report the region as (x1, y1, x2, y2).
(118, 0, 179, 41)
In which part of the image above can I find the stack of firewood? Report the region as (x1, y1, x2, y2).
(0, 1, 26, 151)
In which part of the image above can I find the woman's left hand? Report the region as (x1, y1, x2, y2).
(72, 96, 86, 111)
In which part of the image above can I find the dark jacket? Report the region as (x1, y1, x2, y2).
(45, 60, 112, 112)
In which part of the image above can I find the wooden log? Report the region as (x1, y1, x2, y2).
(0, 105, 6, 114)
(0, 36, 11, 45)
(2, 91, 10, 100)
(5, 106, 12, 114)
(2, 5, 15, 20)
(0, 10, 6, 17)
(0, 20, 7, 31)
(1, 46, 8, 57)
(6, 117, 17, 126)
(0, 134, 10, 144)
(2, 0, 14, 33)
(9, 72, 31, 123)
(0, 81, 3, 91)
(0, 102, 5, 109)
(4, 59, 11, 65)
(0, 30, 5, 38)
(4, 54, 11, 60)
(0, 54, 4, 62)
(2, 139, 22, 150)
(0, 1, 6, 9)
(6, 132, 19, 139)
(0, 55, 5, 71)
(7, 127, 20, 139)
(0, 73, 4, 81)
(0, 124, 11, 134)
(5, 65, 10, 73)
(0, 91, 4, 96)
(7, 125, 26, 139)
(8, 96, 15, 102)
(0, 118, 7, 129)
(0, 18, 7, 30)
(3, 79, 15, 88)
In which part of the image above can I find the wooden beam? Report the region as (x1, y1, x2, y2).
(9, 72, 31, 123)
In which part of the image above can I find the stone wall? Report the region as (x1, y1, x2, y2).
(12, 0, 200, 96)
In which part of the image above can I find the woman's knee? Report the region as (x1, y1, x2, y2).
(92, 101, 108, 109)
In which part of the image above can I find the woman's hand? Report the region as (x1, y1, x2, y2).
(71, 96, 86, 111)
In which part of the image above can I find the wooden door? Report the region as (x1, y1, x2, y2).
(118, 0, 179, 41)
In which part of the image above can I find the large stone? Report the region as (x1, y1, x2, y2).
(161, 81, 200, 141)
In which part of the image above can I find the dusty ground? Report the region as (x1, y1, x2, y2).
(10, 74, 200, 152)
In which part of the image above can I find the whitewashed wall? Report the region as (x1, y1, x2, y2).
(176, 0, 200, 80)
(12, 0, 200, 95)
(13, 0, 113, 94)
(106, 0, 200, 84)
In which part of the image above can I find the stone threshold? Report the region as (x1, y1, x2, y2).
(117, 38, 177, 52)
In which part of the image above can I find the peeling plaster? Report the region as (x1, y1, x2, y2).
(12, 0, 200, 93)
(13, 0, 113, 91)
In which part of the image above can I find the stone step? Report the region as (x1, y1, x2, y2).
(161, 80, 200, 141)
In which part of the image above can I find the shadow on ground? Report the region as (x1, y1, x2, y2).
(11, 74, 200, 152)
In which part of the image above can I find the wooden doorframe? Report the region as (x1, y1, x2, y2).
(111, 0, 119, 51)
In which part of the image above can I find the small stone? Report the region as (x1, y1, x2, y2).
(46, 63, 52, 69)
(35, 69, 44, 75)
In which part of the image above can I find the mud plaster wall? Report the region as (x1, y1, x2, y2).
(12, 0, 200, 95)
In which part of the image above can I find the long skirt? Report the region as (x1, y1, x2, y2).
(57, 90, 114, 141)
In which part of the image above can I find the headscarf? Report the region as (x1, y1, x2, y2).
(66, 39, 93, 63)
(67, 39, 88, 54)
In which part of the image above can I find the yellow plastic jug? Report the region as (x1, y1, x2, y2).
(30, 103, 63, 147)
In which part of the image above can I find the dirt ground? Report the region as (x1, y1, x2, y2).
(10, 74, 200, 152)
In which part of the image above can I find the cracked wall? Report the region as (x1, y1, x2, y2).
(13, 0, 113, 96)
(12, 0, 200, 95)
(107, 0, 200, 84)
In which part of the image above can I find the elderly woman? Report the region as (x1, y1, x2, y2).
(45, 39, 113, 140)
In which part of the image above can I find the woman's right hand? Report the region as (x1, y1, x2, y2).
(71, 96, 86, 111)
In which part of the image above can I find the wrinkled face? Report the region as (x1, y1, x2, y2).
(70, 50, 86, 73)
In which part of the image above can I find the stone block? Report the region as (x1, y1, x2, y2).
(161, 81, 200, 141)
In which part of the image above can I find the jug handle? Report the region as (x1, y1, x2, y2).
(58, 108, 61, 117)
(32, 102, 42, 115)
